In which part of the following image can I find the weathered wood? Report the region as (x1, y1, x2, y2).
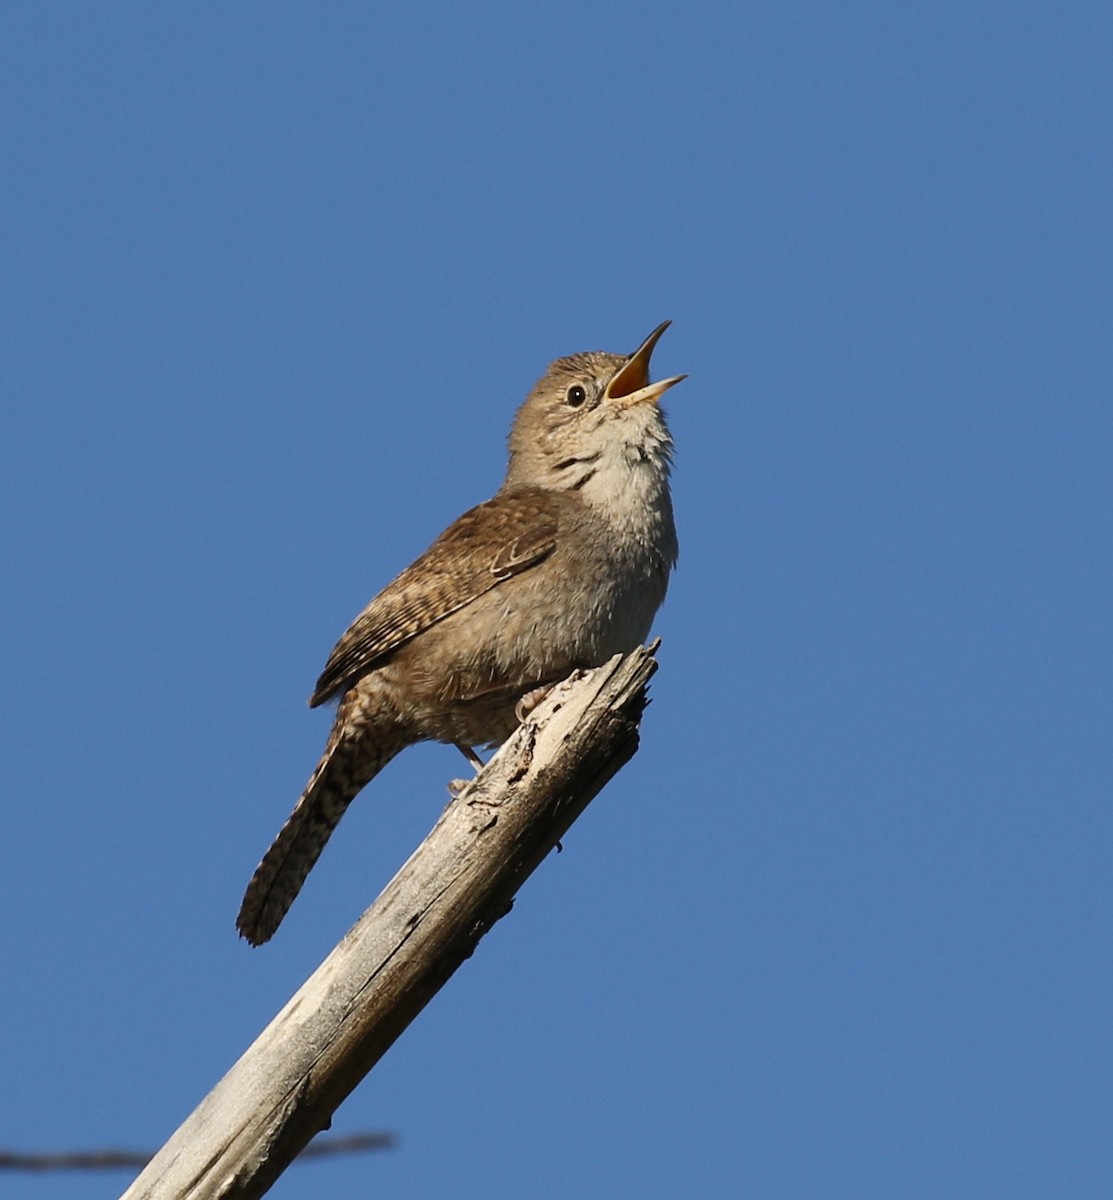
(121, 644, 659, 1200)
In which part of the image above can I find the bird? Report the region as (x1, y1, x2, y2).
(236, 321, 684, 945)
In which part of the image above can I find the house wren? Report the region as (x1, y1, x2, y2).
(236, 321, 684, 945)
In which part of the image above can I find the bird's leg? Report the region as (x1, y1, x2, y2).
(448, 742, 486, 798)
(454, 742, 486, 770)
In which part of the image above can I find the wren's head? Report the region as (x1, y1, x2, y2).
(504, 321, 686, 498)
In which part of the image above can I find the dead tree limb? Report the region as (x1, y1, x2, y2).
(121, 644, 659, 1200)
(0, 1132, 394, 1172)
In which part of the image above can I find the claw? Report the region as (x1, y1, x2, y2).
(515, 685, 553, 724)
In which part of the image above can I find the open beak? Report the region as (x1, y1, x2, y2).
(604, 320, 687, 407)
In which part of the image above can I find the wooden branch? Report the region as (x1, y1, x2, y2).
(0, 1132, 394, 1172)
(120, 644, 659, 1200)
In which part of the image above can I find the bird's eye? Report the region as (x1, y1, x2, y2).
(566, 384, 587, 407)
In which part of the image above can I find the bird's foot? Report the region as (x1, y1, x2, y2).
(449, 742, 487, 797)
(515, 685, 554, 724)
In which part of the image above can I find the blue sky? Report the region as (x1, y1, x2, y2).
(3, 4, 1111, 1197)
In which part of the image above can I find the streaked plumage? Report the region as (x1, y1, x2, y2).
(236, 323, 683, 945)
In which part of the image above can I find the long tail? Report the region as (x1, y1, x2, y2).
(236, 721, 404, 946)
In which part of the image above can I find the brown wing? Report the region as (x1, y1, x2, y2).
(309, 490, 559, 706)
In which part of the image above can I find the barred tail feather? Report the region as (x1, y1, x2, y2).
(236, 730, 401, 946)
